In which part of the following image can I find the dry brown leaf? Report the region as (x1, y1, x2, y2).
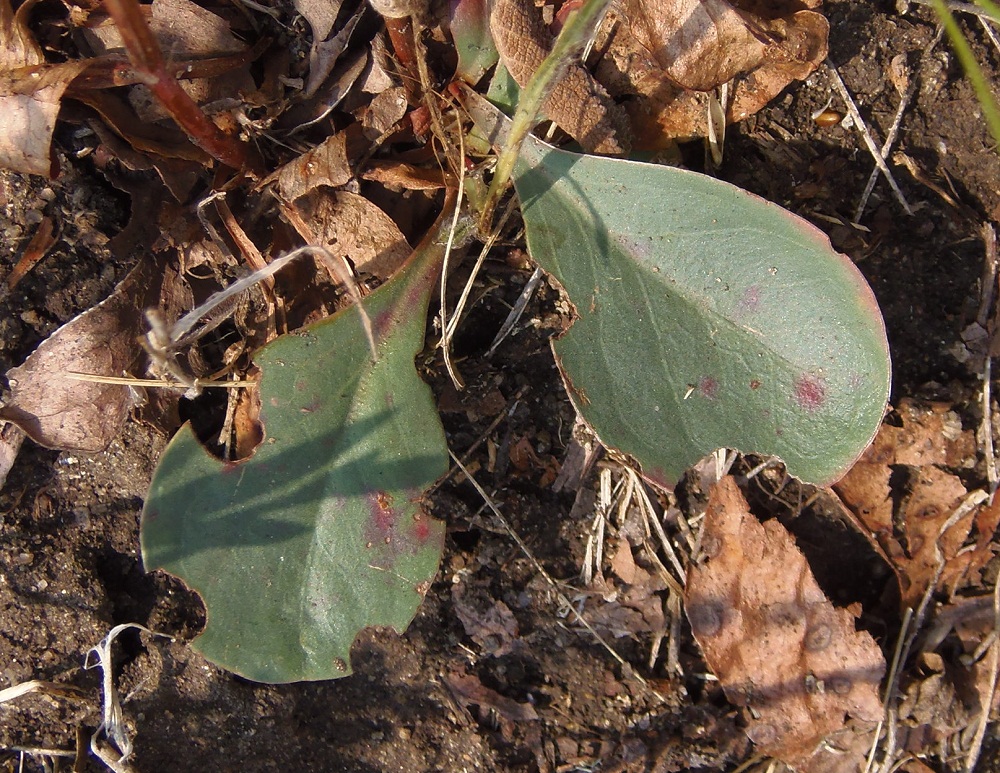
(833, 400, 984, 607)
(269, 132, 355, 201)
(623, 0, 765, 92)
(0, 256, 179, 452)
(361, 160, 448, 191)
(444, 670, 539, 722)
(0, 0, 90, 175)
(685, 477, 884, 769)
(597, 0, 827, 147)
(294, 0, 344, 43)
(452, 582, 520, 657)
(294, 190, 411, 279)
(362, 85, 408, 140)
(83, 0, 252, 124)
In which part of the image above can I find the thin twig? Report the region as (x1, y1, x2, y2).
(449, 451, 666, 703)
(827, 64, 914, 216)
(964, 575, 1000, 772)
(487, 266, 544, 356)
(439, 126, 468, 389)
(854, 56, 923, 221)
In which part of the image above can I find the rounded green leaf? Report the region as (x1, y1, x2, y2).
(141, 232, 449, 683)
(513, 137, 890, 488)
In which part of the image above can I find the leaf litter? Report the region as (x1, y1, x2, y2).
(0, 0, 999, 769)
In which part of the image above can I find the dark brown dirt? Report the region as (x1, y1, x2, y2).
(2, 0, 999, 771)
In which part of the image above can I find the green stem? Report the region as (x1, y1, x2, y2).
(478, 0, 613, 232)
(932, 0, 1000, 149)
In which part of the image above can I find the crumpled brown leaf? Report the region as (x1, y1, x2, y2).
(444, 669, 539, 723)
(833, 399, 991, 608)
(0, 0, 90, 176)
(623, 0, 765, 92)
(685, 476, 885, 770)
(0, 255, 184, 453)
(293, 190, 412, 279)
(598, 0, 828, 146)
(452, 580, 520, 657)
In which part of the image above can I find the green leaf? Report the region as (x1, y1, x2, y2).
(140, 219, 451, 684)
(512, 136, 890, 488)
(451, 0, 498, 84)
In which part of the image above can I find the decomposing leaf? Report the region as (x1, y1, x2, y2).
(0, 255, 181, 453)
(294, 190, 412, 279)
(269, 131, 356, 201)
(833, 399, 990, 607)
(466, 91, 891, 488)
(595, 0, 828, 146)
(362, 86, 408, 140)
(444, 670, 539, 723)
(0, 0, 90, 176)
(452, 581, 520, 657)
(140, 202, 455, 683)
(685, 477, 885, 769)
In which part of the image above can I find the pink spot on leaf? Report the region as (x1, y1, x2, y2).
(738, 284, 761, 313)
(699, 376, 719, 400)
(794, 374, 826, 413)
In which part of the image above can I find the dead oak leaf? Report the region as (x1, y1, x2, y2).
(833, 399, 985, 607)
(685, 477, 884, 769)
(622, 0, 765, 92)
(0, 255, 178, 453)
(294, 190, 412, 280)
(598, 0, 827, 146)
(0, 0, 91, 175)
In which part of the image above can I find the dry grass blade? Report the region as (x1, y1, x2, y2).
(84, 624, 173, 766)
(448, 450, 668, 704)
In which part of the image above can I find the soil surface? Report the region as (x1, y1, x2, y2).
(2, 0, 1000, 771)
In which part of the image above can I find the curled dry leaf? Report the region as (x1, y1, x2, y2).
(0, 0, 90, 176)
(294, 190, 411, 279)
(685, 476, 884, 770)
(597, 0, 828, 146)
(488, 0, 632, 154)
(622, 0, 765, 92)
(833, 399, 989, 608)
(0, 256, 183, 452)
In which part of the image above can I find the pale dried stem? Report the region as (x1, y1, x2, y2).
(964, 575, 1000, 772)
(85, 624, 173, 768)
(980, 224, 999, 493)
(439, 126, 468, 389)
(450, 451, 667, 704)
(827, 65, 914, 216)
(855, 75, 919, 221)
(487, 266, 544, 357)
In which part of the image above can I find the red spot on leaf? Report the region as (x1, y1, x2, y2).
(699, 376, 719, 400)
(412, 516, 431, 543)
(794, 375, 826, 413)
(750, 379, 761, 390)
(738, 284, 761, 313)
(367, 490, 397, 542)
